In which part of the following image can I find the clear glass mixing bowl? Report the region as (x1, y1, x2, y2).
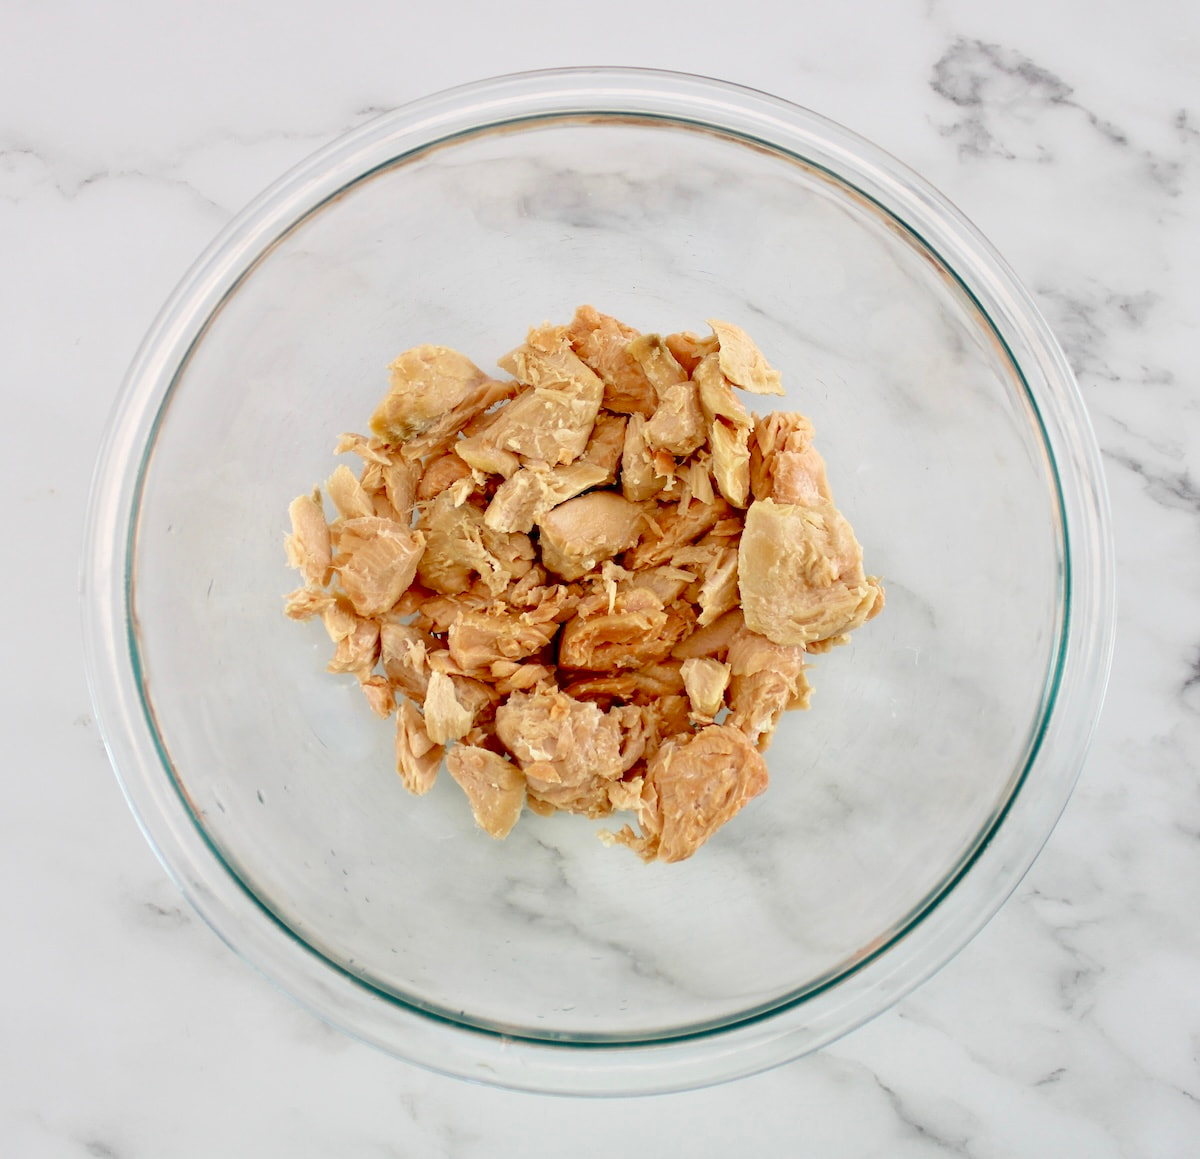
(82, 68, 1115, 1094)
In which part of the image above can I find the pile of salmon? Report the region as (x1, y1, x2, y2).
(284, 307, 883, 862)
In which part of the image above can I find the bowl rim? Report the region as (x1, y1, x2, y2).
(81, 65, 1116, 1095)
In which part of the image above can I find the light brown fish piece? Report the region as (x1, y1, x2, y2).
(422, 653, 501, 723)
(330, 517, 425, 618)
(693, 545, 739, 627)
(282, 585, 336, 626)
(446, 745, 525, 838)
(565, 305, 657, 417)
(508, 581, 579, 625)
(638, 693, 695, 760)
(285, 490, 332, 587)
(610, 703, 649, 773)
(454, 437, 521, 479)
(537, 491, 644, 581)
(561, 661, 686, 706)
(495, 685, 625, 816)
(578, 411, 628, 480)
(400, 375, 520, 463)
(500, 564, 549, 607)
(317, 594, 359, 644)
(602, 724, 768, 862)
(680, 657, 731, 721)
(623, 496, 730, 570)
(408, 584, 495, 635)
(671, 608, 744, 662)
(620, 413, 666, 502)
(725, 626, 811, 748)
(643, 379, 705, 458)
(708, 319, 785, 395)
(326, 464, 375, 520)
(416, 491, 535, 597)
(448, 609, 558, 670)
(484, 461, 610, 534)
(380, 459, 420, 524)
(683, 455, 715, 507)
(370, 345, 491, 443)
(417, 452, 475, 501)
(738, 498, 884, 647)
(625, 564, 694, 605)
(709, 418, 751, 507)
(334, 432, 393, 466)
(664, 329, 719, 375)
(326, 617, 380, 683)
(395, 700, 443, 795)
(481, 329, 604, 464)
(361, 676, 396, 718)
(558, 589, 682, 673)
(491, 661, 556, 696)
(626, 333, 689, 397)
(380, 623, 436, 702)
(423, 671, 474, 745)
(693, 352, 751, 428)
(749, 412, 832, 506)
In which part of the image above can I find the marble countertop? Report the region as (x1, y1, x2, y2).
(4, 1, 1198, 1155)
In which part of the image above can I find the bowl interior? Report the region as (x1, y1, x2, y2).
(129, 117, 1061, 1041)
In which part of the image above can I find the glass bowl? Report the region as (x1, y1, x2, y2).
(82, 68, 1114, 1095)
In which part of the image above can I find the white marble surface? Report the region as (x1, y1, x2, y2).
(3, 0, 1197, 1154)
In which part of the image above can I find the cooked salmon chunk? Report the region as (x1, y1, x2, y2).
(416, 491, 535, 596)
(285, 490, 332, 587)
(726, 626, 811, 749)
(446, 745, 525, 838)
(447, 609, 558, 669)
(537, 491, 644, 580)
(602, 725, 768, 862)
(370, 345, 491, 443)
(680, 657, 731, 720)
(482, 328, 605, 464)
(664, 329, 719, 375)
(331, 517, 425, 618)
(738, 498, 884, 647)
(395, 700, 443, 795)
(749, 412, 832, 506)
(565, 305, 658, 417)
(708, 319, 785, 396)
(495, 685, 627, 817)
(484, 462, 610, 534)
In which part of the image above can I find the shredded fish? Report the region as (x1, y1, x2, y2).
(283, 308, 883, 861)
